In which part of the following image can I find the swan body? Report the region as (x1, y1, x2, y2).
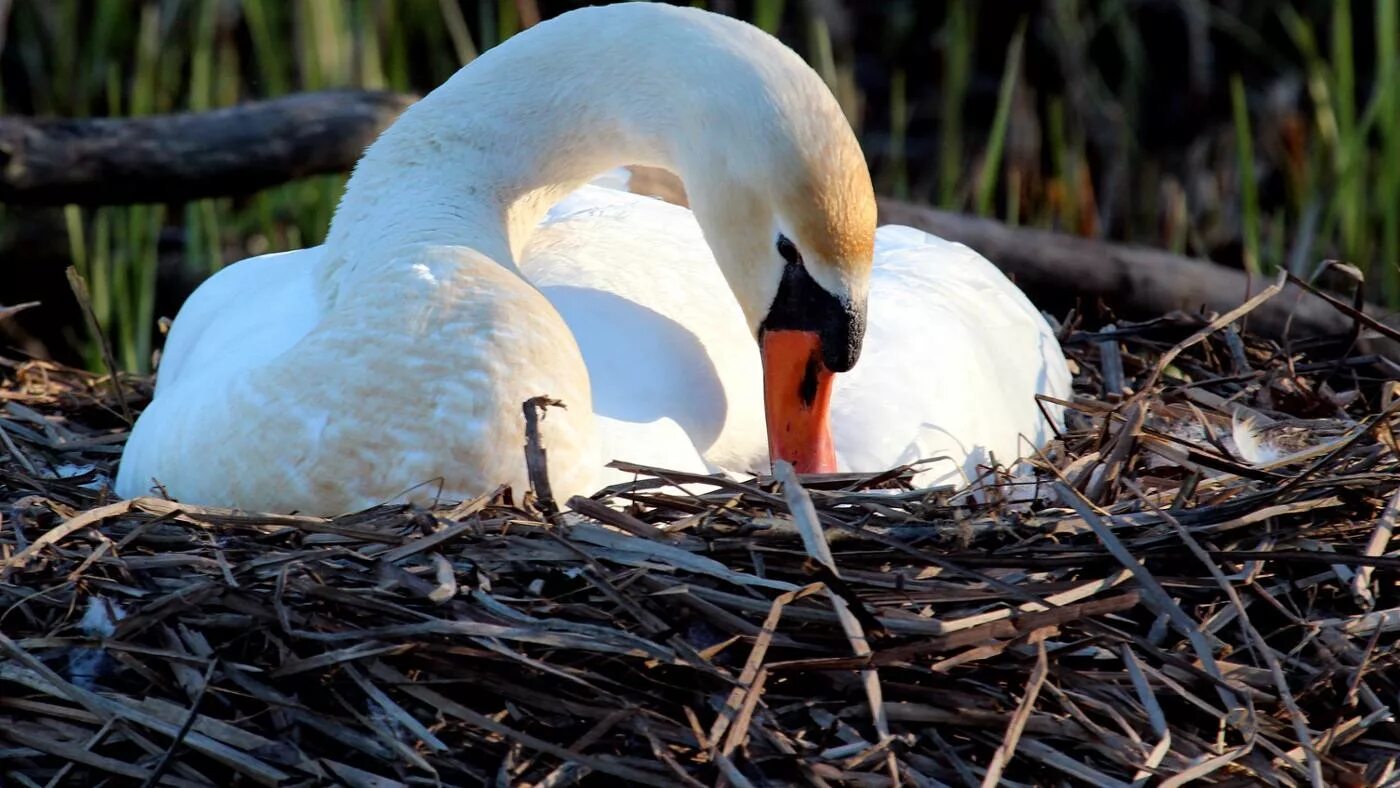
(532, 185, 1069, 488)
(116, 3, 1069, 512)
(528, 185, 766, 475)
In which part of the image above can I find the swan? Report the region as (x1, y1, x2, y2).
(530, 183, 1070, 490)
(116, 3, 1070, 514)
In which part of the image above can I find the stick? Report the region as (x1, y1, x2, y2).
(774, 462, 891, 749)
(0, 301, 40, 321)
(981, 638, 1049, 787)
(1354, 487, 1400, 608)
(522, 396, 565, 516)
(1097, 324, 1126, 397)
(66, 266, 133, 425)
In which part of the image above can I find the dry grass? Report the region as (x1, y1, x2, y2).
(2, 296, 1399, 785)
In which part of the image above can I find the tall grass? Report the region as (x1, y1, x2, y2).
(1377, 0, 1400, 302)
(1231, 73, 1262, 276)
(63, 204, 162, 373)
(973, 17, 1027, 218)
(4, 0, 1400, 373)
(1278, 2, 1400, 288)
(938, 0, 973, 210)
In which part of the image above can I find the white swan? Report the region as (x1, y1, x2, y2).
(116, 3, 1070, 514)
(530, 183, 1070, 490)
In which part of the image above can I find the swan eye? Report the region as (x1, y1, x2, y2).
(776, 234, 802, 266)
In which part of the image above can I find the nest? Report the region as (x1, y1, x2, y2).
(3, 290, 1400, 786)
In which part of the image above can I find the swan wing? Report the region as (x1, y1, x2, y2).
(832, 226, 1072, 487)
(523, 185, 767, 474)
(118, 248, 322, 502)
(118, 246, 599, 512)
(153, 248, 322, 393)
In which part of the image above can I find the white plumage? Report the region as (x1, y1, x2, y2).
(116, 3, 1070, 513)
(532, 186, 1070, 489)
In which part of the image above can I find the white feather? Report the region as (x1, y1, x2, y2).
(1231, 408, 1280, 465)
(67, 597, 127, 690)
(79, 596, 126, 638)
(116, 4, 1070, 513)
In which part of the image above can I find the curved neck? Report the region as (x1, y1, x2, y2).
(317, 4, 791, 290)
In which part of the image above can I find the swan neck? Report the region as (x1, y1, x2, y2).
(319, 8, 735, 283)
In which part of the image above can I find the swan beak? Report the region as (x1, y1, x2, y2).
(762, 329, 837, 474)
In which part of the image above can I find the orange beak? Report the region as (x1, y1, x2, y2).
(761, 329, 837, 474)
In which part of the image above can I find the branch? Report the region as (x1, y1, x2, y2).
(0, 90, 415, 205)
(877, 199, 1398, 349)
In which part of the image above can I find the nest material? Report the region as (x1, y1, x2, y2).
(2, 297, 1400, 786)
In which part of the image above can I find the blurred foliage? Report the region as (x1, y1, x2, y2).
(1, 0, 1398, 371)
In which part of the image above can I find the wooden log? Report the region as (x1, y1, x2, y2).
(876, 199, 1395, 346)
(0, 90, 414, 205)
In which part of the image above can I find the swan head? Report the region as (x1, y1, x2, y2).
(682, 91, 876, 475)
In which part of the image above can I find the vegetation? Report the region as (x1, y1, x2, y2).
(2, 0, 1398, 371)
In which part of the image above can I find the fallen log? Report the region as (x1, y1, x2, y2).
(2, 89, 1394, 350)
(875, 200, 1393, 348)
(0, 90, 414, 205)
